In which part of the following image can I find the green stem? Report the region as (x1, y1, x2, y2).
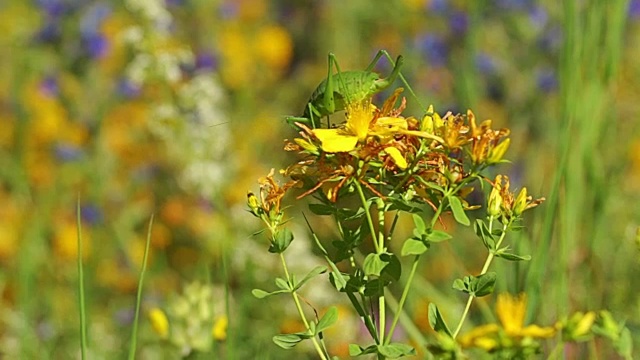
(376, 198, 386, 345)
(354, 181, 380, 253)
(76, 197, 88, 359)
(452, 218, 508, 338)
(279, 253, 328, 360)
(128, 214, 154, 360)
(385, 255, 420, 345)
(546, 340, 564, 360)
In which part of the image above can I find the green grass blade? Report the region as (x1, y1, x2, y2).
(128, 214, 154, 360)
(77, 196, 88, 359)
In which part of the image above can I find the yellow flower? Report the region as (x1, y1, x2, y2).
(459, 293, 556, 352)
(312, 100, 443, 153)
(496, 293, 555, 338)
(149, 308, 170, 339)
(212, 315, 228, 341)
(312, 100, 375, 153)
(458, 323, 501, 350)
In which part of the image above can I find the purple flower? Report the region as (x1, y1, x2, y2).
(36, 0, 67, 18)
(427, 0, 449, 13)
(528, 5, 549, 29)
(54, 143, 84, 162)
(416, 33, 448, 66)
(80, 204, 103, 225)
(536, 68, 558, 92)
(35, 21, 61, 43)
(80, 3, 112, 58)
(195, 51, 218, 72)
(475, 53, 497, 75)
(40, 76, 59, 97)
(82, 33, 109, 59)
(117, 78, 141, 99)
(449, 11, 468, 35)
(629, 0, 640, 18)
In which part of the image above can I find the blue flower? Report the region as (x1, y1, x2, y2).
(195, 51, 218, 72)
(416, 33, 448, 66)
(117, 78, 141, 99)
(81, 204, 103, 225)
(536, 68, 557, 92)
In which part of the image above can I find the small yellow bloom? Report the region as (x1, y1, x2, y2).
(212, 315, 228, 341)
(497, 293, 555, 338)
(458, 323, 500, 350)
(149, 308, 169, 339)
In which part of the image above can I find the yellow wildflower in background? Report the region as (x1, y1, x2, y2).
(212, 315, 228, 341)
(459, 293, 555, 352)
(149, 308, 170, 339)
(497, 293, 555, 338)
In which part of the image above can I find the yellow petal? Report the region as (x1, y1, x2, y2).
(212, 315, 228, 341)
(312, 129, 358, 153)
(373, 117, 409, 134)
(497, 293, 527, 335)
(520, 324, 556, 338)
(458, 323, 501, 348)
(148, 308, 169, 339)
(384, 147, 408, 169)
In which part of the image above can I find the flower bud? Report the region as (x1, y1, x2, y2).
(488, 186, 502, 217)
(294, 138, 318, 153)
(513, 187, 529, 216)
(488, 138, 510, 164)
(247, 192, 261, 217)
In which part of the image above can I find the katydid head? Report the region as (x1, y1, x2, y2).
(372, 55, 404, 93)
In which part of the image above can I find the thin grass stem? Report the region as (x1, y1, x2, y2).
(128, 214, 154, 360)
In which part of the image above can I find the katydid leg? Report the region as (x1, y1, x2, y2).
(378, 50, 427, 114)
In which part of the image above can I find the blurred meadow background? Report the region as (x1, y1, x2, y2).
(1, 0, 639, 358)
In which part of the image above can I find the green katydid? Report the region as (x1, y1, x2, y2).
(286, 50, 426, 129)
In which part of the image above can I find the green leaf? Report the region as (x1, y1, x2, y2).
(330, 271, 348, 291)
(272, 333, 311, 349)
(380, 253, 401, 282)
(363, 253, 388, 277)
(293, 266, 327, 291)
(473, 272, 497, 297)
(308, 203, 335, 215)
(451, 273, 496, 297)
(378, 343, 416, 358)
(418, 178, 446, 193)
(426, 230, 452, 242)
(412, 213, 427, 233)
(363, 279, 385, 297)
(342, 207, 366, 221)
(495, 250, 532, 261)
(251, 288, 289, 299)
(614, 327, 633, 359)
(349, 344, 378, 356)
(316, 306, 338, 333)
(474, 219, 495, 250)
(448, 196, 470, 226)
(452, 279, 465, 292)
(387, 196, 423, 213)
(428, 303, 452, 336)
(401, 238, 428, 256)
(274, 277, 291, 291)
(269, 228, 294, 253)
